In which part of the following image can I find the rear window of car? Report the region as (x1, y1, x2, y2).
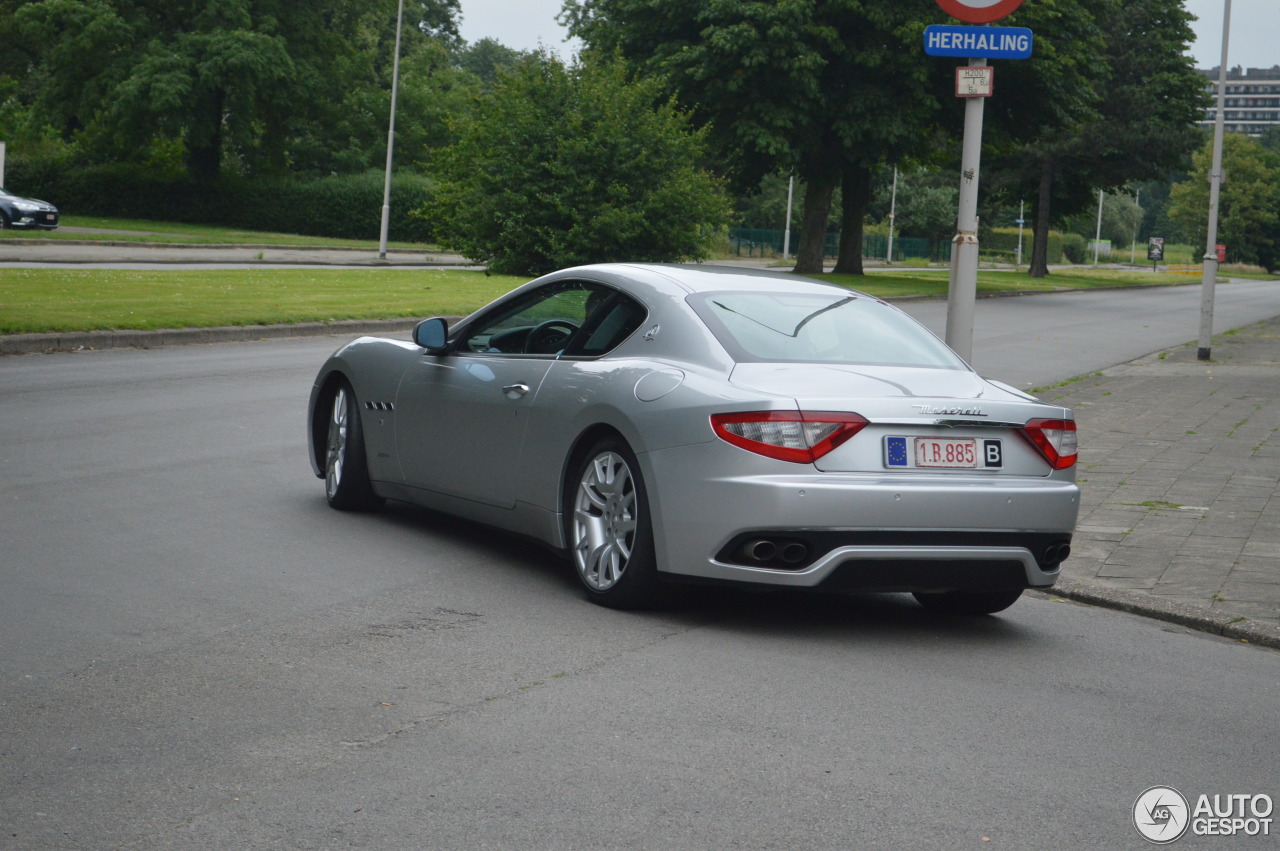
(688, 291, 967, 369)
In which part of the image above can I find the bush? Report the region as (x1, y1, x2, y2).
(422, 54, 730, 276)
(5, 158, 435, 242)
(1061, 233, 1088, 264)
(982, 227, 1071, 264)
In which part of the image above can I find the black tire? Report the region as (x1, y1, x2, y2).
(323, 379, 384, 511)
(0, 211, 10, 229)
(912, 588, 1024, 616)
(566, 437, 660, 609)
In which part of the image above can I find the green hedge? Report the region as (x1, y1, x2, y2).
(982, 227, 1076, 264)
(5, 161, 435, 242)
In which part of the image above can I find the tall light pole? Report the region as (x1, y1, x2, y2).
(1198, 0, 1231, 361)
(782, 174, 794, 261)
(1093, 189, 1104, 265)
(1131, 187, 1140, 264)
(1016, 200, 1024, 268)
(378, 0, 406, 260)
(887, 166, 898, 264)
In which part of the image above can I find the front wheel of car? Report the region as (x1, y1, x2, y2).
(912, 588, 1023, 616)
(568, 438, 660, 609)
(324, 379, 384, 511)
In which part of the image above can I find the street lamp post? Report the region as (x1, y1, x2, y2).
(887, 166, 898, 264)
(1093, 189, 1103, 265)
(1131, 187, 1140, 265)
(378, 0, 406, 261)
(1198, 0, 1231, 361)
(783, 174, 794, 261)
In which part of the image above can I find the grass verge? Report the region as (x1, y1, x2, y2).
(0, 268, 525, 334)
(0, 264, 1212, 335)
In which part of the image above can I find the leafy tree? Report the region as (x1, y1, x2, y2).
(422, 54, 730, 275)
(1061, 189, 1142, 249)
(982, 0, 1206, 276)
(563, 0, 947, 275)
(872, 169, 958, 243)
(454, 37, 525, 89)
(1258, 126, 1280, 158)
(3, 0, 463, 180)
(1169, 134, 1280, 270)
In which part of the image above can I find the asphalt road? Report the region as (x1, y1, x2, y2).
(2, 284, 1279, 849)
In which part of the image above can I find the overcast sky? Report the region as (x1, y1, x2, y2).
(455, 0, 1277, 71)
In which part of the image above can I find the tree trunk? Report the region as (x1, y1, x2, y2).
(793, 173, 837, 275)
(186, 89, 225, 182)
(1028, 162, 1054, 278)
(833, 164, 872, 275)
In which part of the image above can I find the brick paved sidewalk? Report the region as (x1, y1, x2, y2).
(1038, 314, 1280, 644)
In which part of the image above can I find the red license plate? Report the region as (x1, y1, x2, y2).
(915, 437, 979, 468)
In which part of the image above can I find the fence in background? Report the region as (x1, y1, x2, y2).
(729, 228, 953, 263)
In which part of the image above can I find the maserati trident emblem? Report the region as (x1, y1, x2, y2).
(913, 404, 988, 417)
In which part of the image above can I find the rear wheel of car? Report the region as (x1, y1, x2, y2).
(912, 588, 1023, 616)
(568, 437, 659, 609)
(324, 379, 384, 511)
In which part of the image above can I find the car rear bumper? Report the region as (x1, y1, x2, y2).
(645, 442, 1079, 592)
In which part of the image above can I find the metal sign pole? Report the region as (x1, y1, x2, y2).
(783, 174, 794, 260)
(887, 166, 898, 264)
(378, 0, 405, 260)
(1016, 201, 1024, 267)
(945, 57, 987, 363)
(1198, 0, 1232, 361)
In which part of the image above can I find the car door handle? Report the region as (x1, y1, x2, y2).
(502, 383, 530, 398)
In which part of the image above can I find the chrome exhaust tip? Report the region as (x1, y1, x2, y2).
(742, 539, 777, 562)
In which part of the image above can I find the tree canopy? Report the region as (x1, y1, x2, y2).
(2, 0, 465, 178)
(564, 0, 948, 273)
(982, 0, 1206, 275)
(1169, 134, 1280, 271)
(421, 54, 730, 276)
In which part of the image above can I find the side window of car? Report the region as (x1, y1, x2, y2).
(458, 281, 611, 356)
(573, 294, 647, 357)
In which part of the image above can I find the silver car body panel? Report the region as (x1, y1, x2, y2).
(308, 263, 1080, 594)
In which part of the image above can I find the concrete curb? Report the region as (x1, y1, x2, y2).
(1043, 578, 1280, 650)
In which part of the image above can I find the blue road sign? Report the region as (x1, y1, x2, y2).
(924, 25, 1033, 59)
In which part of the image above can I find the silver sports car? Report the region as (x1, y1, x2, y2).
(308, 264, 1079, 614)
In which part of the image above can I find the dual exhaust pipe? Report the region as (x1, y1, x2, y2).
(741, 538, 809, 567)
(1042, 542, 1071, 566)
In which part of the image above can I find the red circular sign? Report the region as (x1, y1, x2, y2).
(935, 0, 1025, 24)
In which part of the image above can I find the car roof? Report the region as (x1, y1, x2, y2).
(547, 262, 870, 301)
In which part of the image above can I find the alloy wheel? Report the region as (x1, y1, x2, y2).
(572, 451, 639, 591)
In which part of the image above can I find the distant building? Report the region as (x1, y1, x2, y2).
(1198, 66, 1280, 136)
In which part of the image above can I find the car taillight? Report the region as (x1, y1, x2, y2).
(710, 411, 869, 464)
(1021, 418, 1078, 469)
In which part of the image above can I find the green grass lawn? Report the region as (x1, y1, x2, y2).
(2, 216, 1259, 335)
(0, 264, 1219, 335)
(0, 268, 526, 334)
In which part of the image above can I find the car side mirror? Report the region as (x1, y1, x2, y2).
(414, 317, 449, 353)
